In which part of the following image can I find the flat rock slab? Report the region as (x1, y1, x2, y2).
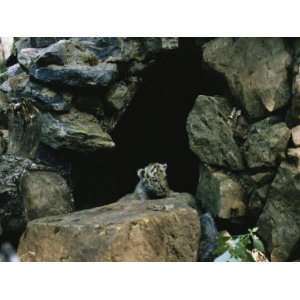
(18, 194, 200, 262)
(40, 108, 115, 152)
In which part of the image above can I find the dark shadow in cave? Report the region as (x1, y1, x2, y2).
(71, 38, 231, 210)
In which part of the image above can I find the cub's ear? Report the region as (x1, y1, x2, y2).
(137, 168, 145, 179)
(162, 163, 167, 170)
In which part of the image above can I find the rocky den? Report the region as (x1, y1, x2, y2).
(0, 37, 299, 262)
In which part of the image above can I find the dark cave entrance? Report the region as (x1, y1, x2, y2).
(71, 38, 231, 210)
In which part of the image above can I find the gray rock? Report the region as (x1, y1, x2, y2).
(18, 194, 200, 262)
(71, 37, 122, 61)
(287, 147, 300, 167)
(196, 164, 246, 219)
(289, 39, 300, 124)
(24, 81, 72, 112)
(72, 37, 170, 63)
(17, 40, 118, 88)
(40, 108, 115, 152)
(20, 170, 73, 221)
(102, 78, 138, 131)
(1, 73, 72, 112)
(242, 117, 291, 168)
(0, 64, 23, 84)
(0, 155, 45, 240)
(30, 64, 118, 88)
(0, 243, 19, 262)
(17, 48, 40, 70)
(34, 40, 99, 67)
(199, 212, 218, 261)
(248, 185, 270, 218)
(7, 100, 42, 160)
(14, 37, 66, 53)
(258, 161, 300, 261)
(203, 38, 291, 119)
(0, 72, 29, 94)
(186, 95, 244, 170)
(0, 91, 8, 126)
(161, 38, 179, 50)
(0, 129, 8, 154)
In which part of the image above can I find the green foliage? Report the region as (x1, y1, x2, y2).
(213, 227, 267, 262)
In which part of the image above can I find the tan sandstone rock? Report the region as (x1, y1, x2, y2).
(18, 194, 200, 262)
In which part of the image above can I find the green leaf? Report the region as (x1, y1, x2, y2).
(252, 235, 265, 252)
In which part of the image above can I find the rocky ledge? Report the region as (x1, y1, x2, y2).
(18, 193, 200, 262)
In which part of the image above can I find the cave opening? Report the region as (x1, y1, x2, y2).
(71, 38, 231, 210)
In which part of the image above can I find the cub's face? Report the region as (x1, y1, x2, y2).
(137, 163, 169, 198)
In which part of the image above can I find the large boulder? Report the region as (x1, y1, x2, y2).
(18, 194, 200, 262)
(258, 161, 300, 261)
(203, 38, 291, 119)
(242, 117, 291, 168)
(186, 95, 244, 170)
(40, 108, 115, 152)
(196, 165, 246, 219)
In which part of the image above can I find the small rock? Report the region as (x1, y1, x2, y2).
(34, 40, 99, 67)
(40, 108, 115, 152)
(199, 213, 218, 261)
(243, 117, 291, 168)
(18, 194, 200, 262)
(196, 164, 246, 219)
(0, 129, 8, 154)
(250, 171, 275, 186)
(102, 78, 138, 131)
(161, 38, 179, 50)
(17, 48, 40, 70)
(7, 99, 42, 159)
(20, 170, 73, 221)
(0, 243, 19, 262)
(292, 125, 300, 146)
(14, 38, 65, 53)
(287, 147, 300, 166)
(0, 64, 23, 84)
(0, 155, 45, 240)
(1, 73, 72, 113)
(248, 185, 270, 217)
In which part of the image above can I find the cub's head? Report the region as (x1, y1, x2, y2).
(137, 162, 169, 198)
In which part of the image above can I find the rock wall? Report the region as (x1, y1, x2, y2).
(0, 37, 299, 261)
